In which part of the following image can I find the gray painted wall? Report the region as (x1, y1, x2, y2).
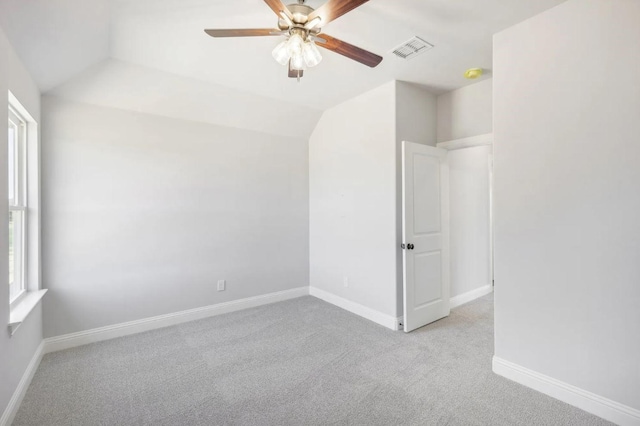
(494, 0, 640, 410)
(395, 82, 438, 315)
(437, 79, 492, 143)
(41, 97, 309, 337)
(448, 145, 492, 298)
(309, 81, 398, 317)
(310, 81, 438, 319)
(437, 81, 493, 300)
(0, 26, 43, 419)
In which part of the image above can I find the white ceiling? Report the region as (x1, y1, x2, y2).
(0, 0, 110, 92)
(0, 0, 567, 111)
(46, 60, 323, 139)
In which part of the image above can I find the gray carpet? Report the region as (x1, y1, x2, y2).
(14, 295, 611, 426)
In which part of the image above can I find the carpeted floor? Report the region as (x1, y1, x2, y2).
(14, 294, 611, 425)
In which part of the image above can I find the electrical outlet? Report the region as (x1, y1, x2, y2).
(217, 280, 226, 292)
(343, 276, 349, 288)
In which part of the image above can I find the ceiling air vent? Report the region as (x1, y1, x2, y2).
(391, 37, 434, 60)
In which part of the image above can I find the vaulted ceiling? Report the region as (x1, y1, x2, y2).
(0, 0, 566, 131)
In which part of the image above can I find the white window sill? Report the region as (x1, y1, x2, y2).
(9, 289, 47, 336)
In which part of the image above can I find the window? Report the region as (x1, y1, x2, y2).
(7, 92, 43, 335)
(8, 105, 27, 303)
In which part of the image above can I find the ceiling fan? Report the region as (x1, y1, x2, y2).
(204, 0, 383, 80)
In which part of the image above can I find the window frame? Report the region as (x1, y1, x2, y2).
(8, 105, 27, 305)
(7, 91, 43, 335)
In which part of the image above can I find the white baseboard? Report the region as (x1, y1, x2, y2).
(309, 287, 400, 331)
(493, 356, 640, 426)
(0, 341, 45, 426)
(44, 287, 309, 354)
(450, 284, 493, 309)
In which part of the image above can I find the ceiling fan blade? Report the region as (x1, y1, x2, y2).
(315, 34, 382, 68)
(204, 29, 283, 38)
(264, 0, 294, 20)
(307, 0, 369, 26)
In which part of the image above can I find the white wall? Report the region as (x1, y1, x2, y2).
(494, 0, 640, 416)
(449, 145, 492, 298)
(437, 81, 493, 300)
(41, 97, 309, 337)
(395, 82, 438, 314)
(437, 79, 492, 143)
(309, 81, 397, 318)
(396, 82, 438, 147)
(0, 26, 43, 419)
(310, 81, 438, 320)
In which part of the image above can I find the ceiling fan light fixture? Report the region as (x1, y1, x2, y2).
(272, 40, 291, 65)
(287, 33, 304, 56)
(304, 17, 322, 30)
(207, 0, 383, 78)
(303, 41, 322, 67)
(290, 52, 307, 70)
(279, 11, 293, 27)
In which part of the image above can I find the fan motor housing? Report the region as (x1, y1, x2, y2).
(288, 3, 314, 22)
(278, 3, 315, 29)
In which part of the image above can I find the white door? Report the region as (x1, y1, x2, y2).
(402, 141, 450, 332)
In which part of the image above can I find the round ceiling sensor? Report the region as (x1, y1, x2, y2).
(464, 68, 483, 79)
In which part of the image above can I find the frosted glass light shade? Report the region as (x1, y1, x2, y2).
(290, 52, 306, 70)
(272, 40, 290, 65)
(303, 41, 322, 67)
(287, 34, 304, 56)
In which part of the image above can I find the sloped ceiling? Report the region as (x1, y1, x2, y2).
(46, 60, 322, 139)
(0, 0, 111, 92)
(108, 0, 567, 109)
(0, 0, 567, 136)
